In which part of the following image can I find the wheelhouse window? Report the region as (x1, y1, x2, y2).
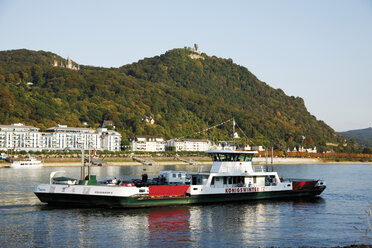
(220, 176, 246, 187)
(210, 153, 253, 162)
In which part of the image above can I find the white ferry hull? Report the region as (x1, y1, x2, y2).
(34, 183, 326, 208)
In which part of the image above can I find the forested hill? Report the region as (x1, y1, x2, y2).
(338, 128, 372, 147)
(0, 48, 343, 149)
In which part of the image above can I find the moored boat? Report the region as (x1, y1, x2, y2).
(9, 156, 43, 168)
(34, 149, 326, 208)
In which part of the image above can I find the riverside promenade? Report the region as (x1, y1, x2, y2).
(0, 156, 323, 168)
(2, 155, 371, 168)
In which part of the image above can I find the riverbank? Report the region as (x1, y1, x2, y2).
(1, 156, 371, 168)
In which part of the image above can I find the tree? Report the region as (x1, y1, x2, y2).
(362, 147, 372, 154)
(31, 65, 44, 84)
(304, 137, 314, 146)
(0, 88, 16, 119)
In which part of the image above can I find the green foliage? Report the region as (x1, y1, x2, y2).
(0, 48, 344, 147)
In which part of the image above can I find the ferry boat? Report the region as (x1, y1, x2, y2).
(9, 156, 43, 168)
(34, 149, 326, 208)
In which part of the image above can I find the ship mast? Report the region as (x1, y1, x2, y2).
(232, 117, 236, 150)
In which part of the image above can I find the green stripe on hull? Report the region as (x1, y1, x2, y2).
(35, 187, 325, 208)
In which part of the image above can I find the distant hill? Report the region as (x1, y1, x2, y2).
(0, 47, 344, 149)
(338, 127, 372, 147)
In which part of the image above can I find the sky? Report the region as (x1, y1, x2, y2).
(0, 0, 371, 132)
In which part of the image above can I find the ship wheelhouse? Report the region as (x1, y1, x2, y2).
(206, 149, 258, 174)
(202, 150, 281, 189)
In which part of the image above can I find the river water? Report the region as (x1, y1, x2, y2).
(0, 164, 371, 247)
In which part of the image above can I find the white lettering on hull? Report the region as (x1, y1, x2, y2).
(225, 187, 265, 194)
(94, 191, 113, 195)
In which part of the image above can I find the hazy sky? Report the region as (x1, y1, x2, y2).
(1, 0, 371, 131)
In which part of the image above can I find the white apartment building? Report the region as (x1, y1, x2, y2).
(99, 128, 121, 151)
(0, 123, 41, 150)
(43, 125, 100, 150)
(166, 139, 210, 152)
(130, 136, 165, 152)
(0, 123, 121, 151)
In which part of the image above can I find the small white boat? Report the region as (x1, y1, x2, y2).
(9, 156, 43, 168)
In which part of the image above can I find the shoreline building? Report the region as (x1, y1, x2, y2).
(0, 123, 41, 150)
(166, 139, 210, 152)
(99, 128, 121, 151)
(287, 146, 317, 153)
(42, 125, 100, 150)
(130, 136, 165, 152)
(0, 123, 121, 151)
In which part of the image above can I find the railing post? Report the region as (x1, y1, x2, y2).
(265, 147, 268, 172)
(81, 149, 85, 180)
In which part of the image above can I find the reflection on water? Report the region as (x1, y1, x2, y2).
(187, 198, 327, 247)
(28, 200, 326, 247)
(1, 164, 372, 247)
(148, 208, 190, 247)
